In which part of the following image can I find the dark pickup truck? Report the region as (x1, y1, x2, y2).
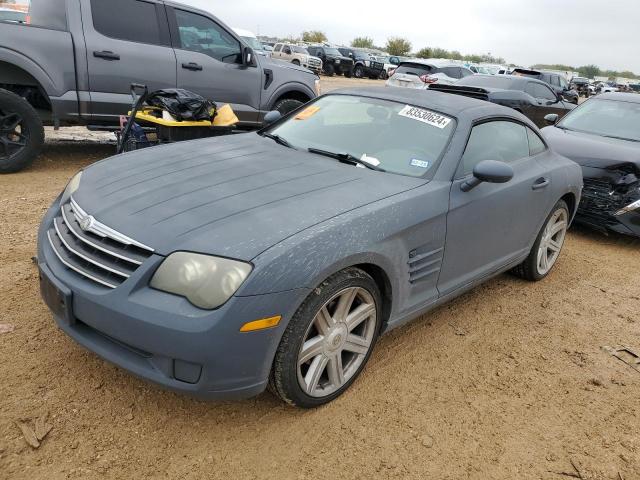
(0, 0, 319, 173)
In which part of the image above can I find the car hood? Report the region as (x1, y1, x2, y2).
(264, 57, 316, 75)
(74, 134, 425, 260)
(542, 126, 640, 173)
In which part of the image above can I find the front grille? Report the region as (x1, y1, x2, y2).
(47, 197, 154, 289)
(370, 61, 384, 70)
(308, 58, 321, 68)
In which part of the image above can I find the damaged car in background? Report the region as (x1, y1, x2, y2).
(430, 75, 575, 128)
(543, 93, 640, 237)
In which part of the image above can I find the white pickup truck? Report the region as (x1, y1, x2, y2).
(271, 43, 322, 74)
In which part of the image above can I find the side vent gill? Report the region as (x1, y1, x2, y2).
(408, 246, 444, 284)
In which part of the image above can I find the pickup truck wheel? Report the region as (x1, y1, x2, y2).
(324, 64, 335, 77)
(353, 65, 364, 78)
(292, 59, 300, 66)
(0, 89, 45, 174)
(274, 98, 304, 116)
(344, 69, 353, 78)
(379, 71, 389, 80)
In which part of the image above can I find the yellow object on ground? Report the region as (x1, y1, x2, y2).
(129, 104, 239, 127)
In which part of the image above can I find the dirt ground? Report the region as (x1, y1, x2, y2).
(1, 77, 639, 480)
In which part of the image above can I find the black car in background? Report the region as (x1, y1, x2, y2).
(430, 75, 575, 128)
(306, 45, 354, 77)
(543, 93, 640, 237)
(512, 68, 579, 104)
(337, 48, 384, 79)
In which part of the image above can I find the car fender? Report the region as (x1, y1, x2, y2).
(0, 49, 59, 96)
(266, 81, 316, 110)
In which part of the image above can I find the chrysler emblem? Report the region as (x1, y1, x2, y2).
(80, 215, 95, 232)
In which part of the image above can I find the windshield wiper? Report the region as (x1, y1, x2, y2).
(262, 132, 294, 149)
(307, 148, 386, 172)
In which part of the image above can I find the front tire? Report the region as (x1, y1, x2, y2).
(292, 59, 300, 66)
(269, 268, 382, 408)
(353, 65, 364, 78)
(512, 200, 569, 281)
(0, 88, 45, 174)
(273, 98, 304, 116)
(324, 64, 335, 77)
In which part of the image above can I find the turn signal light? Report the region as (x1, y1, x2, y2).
(240, 316, 282, 332)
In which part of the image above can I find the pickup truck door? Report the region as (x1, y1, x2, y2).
(80, 0, 177, 123)
(166, 6, 262, 126)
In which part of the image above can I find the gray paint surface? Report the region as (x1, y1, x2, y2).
(38, 88, 583, 399)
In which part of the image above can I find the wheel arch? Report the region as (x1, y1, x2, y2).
(0, 60, 53, 111)
(560, 192, 578, 221)
(352, 262, 393, 333)
(268, 85, 314, 110)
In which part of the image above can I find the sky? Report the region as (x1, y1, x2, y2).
(179, 0, 639, 73)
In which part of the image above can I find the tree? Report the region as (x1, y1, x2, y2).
(302, 30, 328, 43)
(351, 37, 374, 49)
(578, 64, 600, 79)
(415, 47, 432, 59)
(385, 37, 412, 56)
(431, 47, 449, 59)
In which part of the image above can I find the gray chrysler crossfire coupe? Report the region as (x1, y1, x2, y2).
(38, 88, 583, 408)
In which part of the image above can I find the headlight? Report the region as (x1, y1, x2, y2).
(615, 198, 640, 216)
(150, 252, 252, 310)
(60, 171, 82, 205)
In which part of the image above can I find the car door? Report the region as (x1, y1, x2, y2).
(525, 82, 566, 126)
(272, 43, 283, 60)
(438, 120, 554, 295)
(82, 0, 177, 122)
(167, 6, 262, 125)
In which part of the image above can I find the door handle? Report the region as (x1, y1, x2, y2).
(93, 50, 120, 61)
(182, 62, 203, 71)
(532, 177, 550, 190)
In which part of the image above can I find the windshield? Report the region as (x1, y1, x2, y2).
(241, 36, 264, 51)
(267, 95, 456, 178)
(558, 98, 640, 142)
(324, 47, 342, 56)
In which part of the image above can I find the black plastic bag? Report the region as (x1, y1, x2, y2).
(146, 89, 216, 122)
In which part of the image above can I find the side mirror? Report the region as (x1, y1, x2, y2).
(263, 110, 282, 125)
(242, 47, 255, 66)
(544, 113, 559, 125)
(461, 160, 514, 192)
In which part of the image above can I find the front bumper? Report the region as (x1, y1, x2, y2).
(37, 202, 310, 400)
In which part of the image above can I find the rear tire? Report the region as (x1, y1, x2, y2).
(512, 200, 569, 281)
(344, 69, 352, 78)
(274, 98, 304, 116)
(0, 88, 45, 174)
(269, 268, 382, 408)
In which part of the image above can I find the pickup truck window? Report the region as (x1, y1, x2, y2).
(174, 9, 241, 64)
(91, 0, 163, 45)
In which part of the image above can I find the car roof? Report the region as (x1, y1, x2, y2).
(596, 92, 640, 103)
(398, 58, 460, 68)
(327, 86, 529, 119)
(461, 74, 550, 88)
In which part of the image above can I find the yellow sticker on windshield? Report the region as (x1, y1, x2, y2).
(295, 106, 321, 120)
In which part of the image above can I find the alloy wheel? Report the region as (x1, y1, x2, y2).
(0, 109, 28, 160)
(297, 287, 377, 398)
(537, 208, 568, 275)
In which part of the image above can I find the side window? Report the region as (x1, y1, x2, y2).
(174, 9, 241, 63)
(442, 67, 460, 78)
(273, 44, 282, 53)
(526, 83, 556, 101)
(460, 121, 530, 176)
(91, 0, 163, 45)
(459, 68, 474, 78)
(559, 77, 568, 89)
(550, 75, 560, 87)
(283, 45, 292, 54)
(527, 128, 547, 156)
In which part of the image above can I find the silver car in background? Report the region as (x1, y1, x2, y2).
(386, 59, 474, 89)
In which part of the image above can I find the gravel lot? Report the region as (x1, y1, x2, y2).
(1, 77, 639, 480)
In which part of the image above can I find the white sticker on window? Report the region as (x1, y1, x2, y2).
(398, 105, 452, 129)
(410, 159, 430, 168)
